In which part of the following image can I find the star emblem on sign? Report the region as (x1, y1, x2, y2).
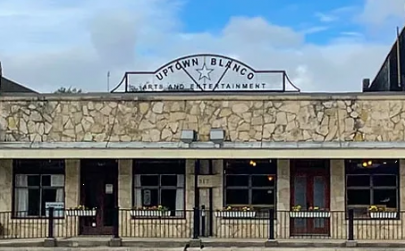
(196, 63, 214, 80)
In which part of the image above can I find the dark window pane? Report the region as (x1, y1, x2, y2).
(41, 189, 57, 216)
(226, 175, 248, 186)
(225, 159, 276, 174)
(347, 189, 370, 205)
(161, 175, 177, 186)
(27, 176, 40, 186)
(142, 189, 158, 206)
(41, 175, 51, 186)
(140, 175, 159, 186)
(347, 175, 370, 187)
(252, 175, 275, 187)
(373, 189, 397, 208)
(134, 160, 185, 174)
(345, 160, 399, 175)
(226, 189, 248, 205)
(161, 189, 177, 210)
(373, 175, 397, 187)
(28, 189, 40, 216)
(41, 160, 65, 174)
(252, 189, 275, 205)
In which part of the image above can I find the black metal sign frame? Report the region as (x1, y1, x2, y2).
(111, 54, 300, 93)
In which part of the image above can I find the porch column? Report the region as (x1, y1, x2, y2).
(330, 159, 345, 239)
(276, 159, 290, 239)
(399, 160, 405, 210)
(65, 159, 80, 209)
(118, 159, 132, 209)
(330, 159, 345, 211)
(277, 159, 290, 211)
(212, 160, 224, 210)
(185, 159, 196, 210)
(64, 159, 80, 237)
(0, 159, 12, 212)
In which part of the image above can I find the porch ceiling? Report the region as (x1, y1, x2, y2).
(0, 141, 402, 159)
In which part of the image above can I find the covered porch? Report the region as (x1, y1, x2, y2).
(0, 141, 402, 245)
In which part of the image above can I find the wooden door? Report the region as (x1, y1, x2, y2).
(290, 160, 330, 236)
(80, 159, 118, 235)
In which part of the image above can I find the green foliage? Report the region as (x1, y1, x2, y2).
(54, 87, 82, 93)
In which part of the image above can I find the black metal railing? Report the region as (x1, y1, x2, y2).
(2, 208, 405, 241)
(118, 208, 194, 238)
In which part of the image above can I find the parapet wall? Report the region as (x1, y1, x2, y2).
(0, 92, 403, 142)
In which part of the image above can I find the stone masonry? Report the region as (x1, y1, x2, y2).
(0, 93, 403, 143)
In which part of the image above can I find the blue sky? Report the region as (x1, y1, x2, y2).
(0, 0, 404, 92)
(180, 0, 395, 44)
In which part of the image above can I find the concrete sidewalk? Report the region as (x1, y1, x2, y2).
(0, 237, 405, 249)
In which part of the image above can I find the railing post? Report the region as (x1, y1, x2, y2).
(44, 207, 56, 247)
(47, 207, 54, 239)
(348, 209, 354, 241)
(192, 207, 200, 239)
(268, 208, 275, 240)
(201, 205, 206, 237)
(109, 207, 122, 247)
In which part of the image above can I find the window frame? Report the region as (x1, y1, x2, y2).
(223, 159, 277, 213)
(345, 159, 400, 220)
(12, 159, 65, 219)
(132, 159, 186, 218)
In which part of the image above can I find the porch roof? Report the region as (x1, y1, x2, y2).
(0, 141, 403, 159)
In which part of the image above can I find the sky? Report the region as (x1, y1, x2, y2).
(0, 0, 405, 93)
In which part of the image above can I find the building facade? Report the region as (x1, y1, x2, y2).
(0, 92, 404, 240)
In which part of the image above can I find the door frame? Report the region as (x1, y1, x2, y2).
(79, 159, 118, 235)
(290, 159, 330, 236)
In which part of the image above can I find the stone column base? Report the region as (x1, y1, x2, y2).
(44, 238, 56, 247)
(189, 239, 203, 248)
(345, 240, 357, 247)
(109, 237, 122, 247)
(265, 240, 279, 247)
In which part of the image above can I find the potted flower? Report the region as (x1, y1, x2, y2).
(66, 205, 97, 217)
(130, 205, 170, 217)
(290, 205, 330, 218)
(369, 205, 397, 219)
(214, 206, 256, 218)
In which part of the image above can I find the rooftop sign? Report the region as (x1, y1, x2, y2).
(113, 54, 299, 92)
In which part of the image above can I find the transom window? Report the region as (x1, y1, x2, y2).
(13, 159, 65, 218)
(133, 159, 185, 216)
(224, 159, 277, 211)
(345, 159, 399, 218)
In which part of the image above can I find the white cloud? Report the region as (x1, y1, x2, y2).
(359, 0, 405, 26)
(0, 0, 398, 93)
(315, 12, 337, 23)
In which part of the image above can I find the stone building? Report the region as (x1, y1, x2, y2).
(0, 54, 404, 240)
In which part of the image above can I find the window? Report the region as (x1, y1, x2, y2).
(345, 159, 399, 218)
(224, 159, 277, 211)
(133, 159, 185, 216)
(13, 159, 65, 218)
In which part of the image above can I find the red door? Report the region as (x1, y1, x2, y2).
(290, 160, 330, 236)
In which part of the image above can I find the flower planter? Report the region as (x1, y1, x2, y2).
(130, 210, 171, 217)
(370, 212, 397, 219)
(289, 211, 331, 218)
(214, 211, 256, 218)
(66, 210, 97, 217)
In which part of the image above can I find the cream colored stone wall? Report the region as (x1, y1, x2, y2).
(1, 94, 405, 143)
(0, 160, 12, 212)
